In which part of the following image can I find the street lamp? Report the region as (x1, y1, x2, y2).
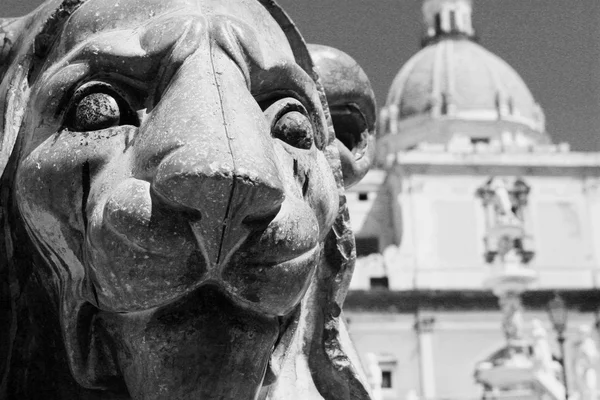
(547, 293, 568, 400)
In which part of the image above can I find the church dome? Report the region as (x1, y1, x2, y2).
(379, 0, 550, 153)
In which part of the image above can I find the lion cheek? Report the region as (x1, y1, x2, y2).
(14, 157, 87, 264)
(13, 188, 87, 291)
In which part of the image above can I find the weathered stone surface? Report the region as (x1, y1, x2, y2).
(0, 1, 376, 399)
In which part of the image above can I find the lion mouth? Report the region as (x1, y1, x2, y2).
(93, 245, 320, 316)
(208, 244, 322, 316)
(88, 206, 321, 315)
(85, 173, 322, 315)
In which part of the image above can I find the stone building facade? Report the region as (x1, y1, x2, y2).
(345, 1, 600, 399)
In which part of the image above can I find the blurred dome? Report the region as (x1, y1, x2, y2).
(379, 0, 550, 153)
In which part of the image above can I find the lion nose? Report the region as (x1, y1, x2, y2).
(136, 46, 286, 269)
(152, 145, 285, 268)
(153, 150, 285, 221)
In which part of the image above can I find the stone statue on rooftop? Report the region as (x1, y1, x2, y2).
(488, 178, 521, 226)
(477, 177, 534, 265)
(0, 0, 377, 398)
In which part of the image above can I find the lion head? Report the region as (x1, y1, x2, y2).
(0, 1, 376, 399)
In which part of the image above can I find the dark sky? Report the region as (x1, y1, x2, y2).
(3, 0, 599, 150)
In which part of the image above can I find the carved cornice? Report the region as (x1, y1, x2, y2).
(345, 290, 600, 313)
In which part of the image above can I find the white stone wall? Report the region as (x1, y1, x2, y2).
(346, 310, 600, 400)
(347, 154, 600, 291)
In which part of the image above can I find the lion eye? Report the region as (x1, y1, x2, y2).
(273, 111, 314, 150)
(262, 97, 315, 150)
(64, 81, 140, 132)
(74, 93, 121, 131)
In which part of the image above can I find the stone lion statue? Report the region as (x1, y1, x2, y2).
(0, 0, 377, 399)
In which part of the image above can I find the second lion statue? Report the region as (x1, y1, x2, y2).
(0, 0, 377, 399)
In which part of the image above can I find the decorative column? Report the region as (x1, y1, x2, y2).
(365, 353, 383, 400)
(415, 315, 436, 400)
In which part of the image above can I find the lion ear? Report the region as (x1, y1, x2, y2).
(308, 44, 376, 189)
(0, 16, 28, 178)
